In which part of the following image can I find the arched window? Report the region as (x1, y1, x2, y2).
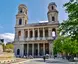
(40, 30, 43, 37)
(17, 49, 20, 55)
(52, 6, 54, 10)
(25, 20, 27, 25)
(19, 19, 22, 25)
(18, 31, 21, 36)
(52, 17, 55, 21)
(25, 31, 28, 38)
(52, 28, 56, 37)
(30, 30, 33, 38)
(52, 28, 56, 31)
(45, 29, 48, 37)
(35, 30, 38, 37)
(20, 9, 22, 13)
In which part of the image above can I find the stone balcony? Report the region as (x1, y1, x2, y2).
(25, 37, 54, 41)
(14, 36, 56, 42)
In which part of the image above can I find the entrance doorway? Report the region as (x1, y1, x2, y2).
(34, 44, 38, 56)
(45, 43, 49, 55)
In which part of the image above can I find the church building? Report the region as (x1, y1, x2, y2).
(14, 2, 59, 57)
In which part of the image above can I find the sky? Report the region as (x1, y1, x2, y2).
(0, 0, 69, 43)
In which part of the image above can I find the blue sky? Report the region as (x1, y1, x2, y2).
(0, 0, 69, 42)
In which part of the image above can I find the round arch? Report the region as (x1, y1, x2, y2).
(17, 49, 20, 55)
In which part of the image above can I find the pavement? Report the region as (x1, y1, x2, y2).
(23, 58, 78, 64)
(1, 57, 78, 64)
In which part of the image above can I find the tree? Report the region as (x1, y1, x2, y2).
(53, 0, 78, 61)
(3, 43, 14, 53)
(5, 44, 14, 49)
(53, 36, 78, 60)
(59, 0, 78, 41)
(53, 36, 63, 54)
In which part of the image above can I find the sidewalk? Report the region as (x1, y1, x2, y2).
(25, 58, 78, 64)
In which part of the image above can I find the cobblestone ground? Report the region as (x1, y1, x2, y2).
(24, 58, 78, 64)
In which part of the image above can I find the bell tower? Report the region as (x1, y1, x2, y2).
(47, 2, 58, 23)
(16, 4, 28, 26)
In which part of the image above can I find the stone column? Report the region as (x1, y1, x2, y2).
(14, 29, 18, 41)
(43, 28, 45, 40)
(43, 43, 45, 55)
(22, 18, 24, 25)
(21, 29, 24, 41)
(38, 28, 40, 40)
(27, 44, 29, 57)
(38, 43, 39, 56)
(32, 44, 34, 57)
(20, 44, 24, 57)
(28, 29, 30, 40)
(49, 42, 53, 57)
(48, 28, 52, 39)
(33, 28, 35, 40)
(55, 28, 58, 38)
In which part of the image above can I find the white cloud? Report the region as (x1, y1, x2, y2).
(0, 33, 15, 44)
(39, 20, 48, 23)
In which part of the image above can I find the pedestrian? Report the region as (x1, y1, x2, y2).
(54, 54, 57, 59)
(43, 56, 46, 62)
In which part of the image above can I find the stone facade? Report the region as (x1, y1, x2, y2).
(14, 2, 59, 57)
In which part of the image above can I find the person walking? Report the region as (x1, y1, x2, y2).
(43, 55, 46, 62)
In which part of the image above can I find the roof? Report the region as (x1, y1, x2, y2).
(18, 4, 27, 9)
(48, 2, 57, 7)
(16, 22, 59, 27)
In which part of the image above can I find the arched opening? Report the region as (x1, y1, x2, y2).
(30, 30, 33, 38)
(34, 44, 38, 56)
(52, 28, 56, 31)
(19, 19, 22, 25)
(17, 49, 20, 55)
(52, 17, 55, 21)
(39, 43, 43, 56)
(52, 28, 56, 37)
(18, 31, 21, 38)
(25, 20, 27, 25)
(40, 29, 43, 37)
(35, 30, 38, 38)
(20, 9, 22, 13)
(45, 43, 49, 54)
(29, 44, 32, 55)
(45, 29, 48, 37)
(24, 44, 27, 56)
(52, 6, 54, 10)
(25, 30, 28, 38)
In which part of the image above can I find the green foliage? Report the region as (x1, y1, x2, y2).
(53, 36, 63, 53)
(2, 43, 14, 52)
(59, 0, 78, 41)
(53, 0, 78, 56)
(5, 44, 14, 49)
(53, 37, 78, 55)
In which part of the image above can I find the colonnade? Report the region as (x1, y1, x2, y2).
(17, 28, 56, 40)
(24, 43, 49, 57)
